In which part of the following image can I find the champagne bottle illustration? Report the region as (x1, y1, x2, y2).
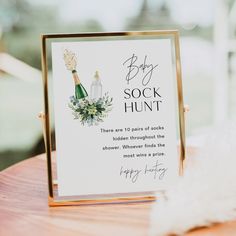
(63, 49, 88, 99)
(90, 71, 102, 100)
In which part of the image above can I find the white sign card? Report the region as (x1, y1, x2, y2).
(41, 31, 185, 205)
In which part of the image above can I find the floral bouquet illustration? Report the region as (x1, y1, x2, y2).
(63, 49, 113, 126)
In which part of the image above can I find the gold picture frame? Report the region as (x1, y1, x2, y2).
(40, 30, 186, 206)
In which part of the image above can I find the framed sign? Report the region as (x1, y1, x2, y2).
(41, 31, 185, 206)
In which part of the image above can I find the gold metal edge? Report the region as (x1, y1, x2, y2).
(48, 195, 155, 207)
(41, 30, 179, 39)
(173, 32, 186, 176)
(41, 35, 54, 198)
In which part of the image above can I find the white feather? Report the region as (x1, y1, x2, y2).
(150, 123, 236, 236)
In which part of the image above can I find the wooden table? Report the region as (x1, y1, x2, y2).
(1, 153, 236, 236)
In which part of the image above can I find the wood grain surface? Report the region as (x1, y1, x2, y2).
(0, 153, 236, 236)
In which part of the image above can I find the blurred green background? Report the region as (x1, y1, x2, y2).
(0, 0, 236, 170)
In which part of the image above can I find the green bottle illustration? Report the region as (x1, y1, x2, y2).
(63, 49, 88, 99)
(72, 69, 88, 99)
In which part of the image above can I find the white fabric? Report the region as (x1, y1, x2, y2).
(150, 123, 236, 236)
